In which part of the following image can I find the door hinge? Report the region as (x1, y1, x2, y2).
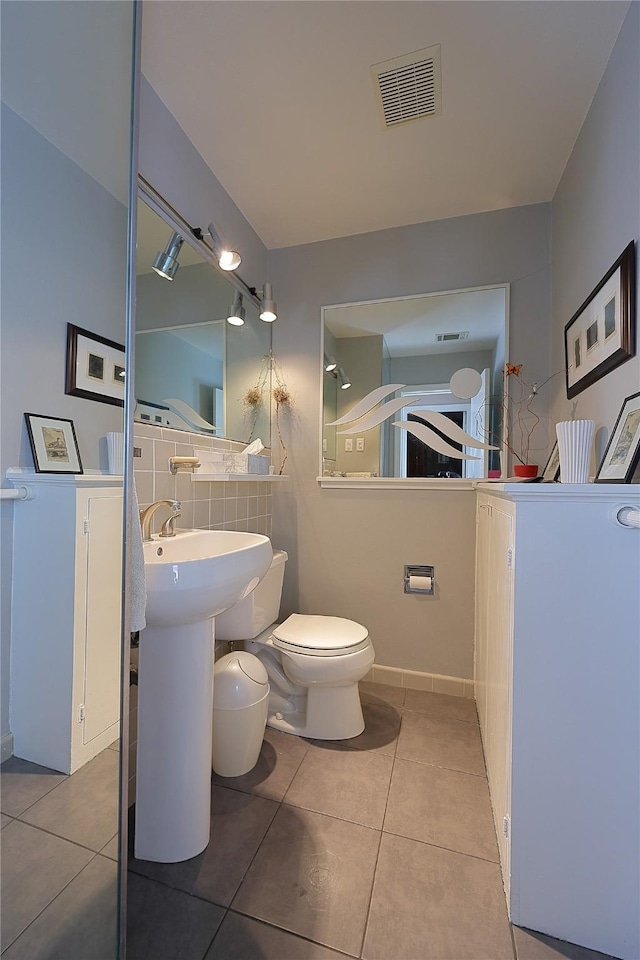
(506, 547, 513, 567)
(82, 518, 90, 535)
(503, 815, 510, 839)
(78, 704, 85, 723)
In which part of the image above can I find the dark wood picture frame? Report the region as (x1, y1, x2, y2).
(564, 242, 636, 400)
(66, 324, 125, 407)
(594, 390, 640, 483)
(24, 413, 83, 474)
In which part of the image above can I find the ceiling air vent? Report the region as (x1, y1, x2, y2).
(371, 45, 441, 128)
(436, 331, 469, 343)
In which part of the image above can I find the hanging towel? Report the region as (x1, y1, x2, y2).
(129, 480, 147, 633)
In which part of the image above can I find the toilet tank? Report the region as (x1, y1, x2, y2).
(214, 549, 287, 641)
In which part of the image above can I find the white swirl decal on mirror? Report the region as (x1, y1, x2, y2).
(403, 409, 497, 451)
(326, 383, 496, 452)
(336, 396, 432, 434)
(325, 384, 405, 426)
(392, 421, 481, 460)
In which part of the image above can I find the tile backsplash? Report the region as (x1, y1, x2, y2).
(133, 424, 273, 539)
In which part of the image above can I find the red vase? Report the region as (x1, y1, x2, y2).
(514, 463, 538, 478)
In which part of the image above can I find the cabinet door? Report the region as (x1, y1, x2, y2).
(483, 500, 514, 896)
(83, 495, 123, 744)
(474, 496, 492, 729)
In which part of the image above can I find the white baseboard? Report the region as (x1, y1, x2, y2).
(364, 664, 475, 699)
(1, 732, 14, 762)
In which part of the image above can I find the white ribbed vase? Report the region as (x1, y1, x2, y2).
(106, 431, 124, 475)
(556, 420, 595, 483)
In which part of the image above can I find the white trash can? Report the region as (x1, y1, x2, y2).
(212, 652, 269, 777)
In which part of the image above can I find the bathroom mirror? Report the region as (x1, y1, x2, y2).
(322, 286, 508, 479)
(135, 195, 272, 445)
(1, 2, 136, 957)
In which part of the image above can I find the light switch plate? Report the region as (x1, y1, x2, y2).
(345, 438, 353, 452)
(356, 437, 365, 452)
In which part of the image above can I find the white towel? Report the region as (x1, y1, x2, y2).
(129, 480, 147, 633)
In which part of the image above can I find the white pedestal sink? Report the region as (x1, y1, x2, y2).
(135, 529, 272, 863)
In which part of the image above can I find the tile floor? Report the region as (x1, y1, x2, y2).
(127, 682, 618, 960)
(0, 743, 121, 959)
(0, 683, 619, 960)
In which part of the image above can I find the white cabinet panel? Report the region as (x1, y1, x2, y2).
(475, 483, 640, 960)
(9, 472, 123, 774)
(83, 495, 123, 744)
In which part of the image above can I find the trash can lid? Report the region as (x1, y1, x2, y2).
(213, 652, 269, 710)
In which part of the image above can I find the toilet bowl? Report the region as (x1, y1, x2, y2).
(214, 550, 375, 740)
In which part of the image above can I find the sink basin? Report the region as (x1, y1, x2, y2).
(143, 529, 272, 627)
(136, 528, 272, 865)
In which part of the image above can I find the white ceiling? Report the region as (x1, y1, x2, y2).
(325, 287, 505, 356)
(141, 0, 629, 249)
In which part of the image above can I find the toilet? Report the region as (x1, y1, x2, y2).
(214, 550, 375, 740)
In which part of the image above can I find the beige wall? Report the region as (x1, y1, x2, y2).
(269, 203, 552, 681)
(550, 3, 639, 474)
(334, 335, 383, 475)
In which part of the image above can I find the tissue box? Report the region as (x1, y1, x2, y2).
(223, 452, 270, 475)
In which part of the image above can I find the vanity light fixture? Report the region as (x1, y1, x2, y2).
(207, 222, 241, 271)
(192, 223, 242, 272)
(227, 292, 246, 326)
(152, 231, 184, 281)
(324, 354, 337, 372)
(337, 367, 352, 390)
(258, 282, 277, 322)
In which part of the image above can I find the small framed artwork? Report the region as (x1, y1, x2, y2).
(66, 324, 125, 407)
(595, 391, 640, 483)
(564, 241, 636, 399)
(24, 413, 83, 474)
(542, 440, 560, 482)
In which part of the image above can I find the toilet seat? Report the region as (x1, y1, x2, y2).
(272, 614, 370, 657)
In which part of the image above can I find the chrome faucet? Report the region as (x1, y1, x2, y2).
(139, 500, 181, 542)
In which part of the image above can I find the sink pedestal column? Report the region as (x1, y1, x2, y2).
(135, 619, 215, 862)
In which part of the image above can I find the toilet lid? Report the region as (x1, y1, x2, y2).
(272, 614, 369, 655)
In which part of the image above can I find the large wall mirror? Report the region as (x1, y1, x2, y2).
(135, 190, 272, 445)
(322, 286, 508, 479)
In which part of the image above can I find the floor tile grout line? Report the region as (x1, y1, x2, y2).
(224, 908, 360, 959)
(379, 826, 501, 866)
(357, 820, 384, 958)
(274, 740, 311, 807)
(197, 905, 229, 960)
(358, 717, 402, 958)
(226, 790, 284, 913)
(400, 706, 480, 726)
(392, 753, 489, 779)
(7, 815, 115, 857)
(0, 849, 100, 954)
(0, 774, 69, 820)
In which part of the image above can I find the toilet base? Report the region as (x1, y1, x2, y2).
(267, 683, 365, 740)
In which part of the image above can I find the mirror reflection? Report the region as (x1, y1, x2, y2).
(135, 198, 272, 444)
(322, 287, 507, 479)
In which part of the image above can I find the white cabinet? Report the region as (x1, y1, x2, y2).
(9, 472, 123, 774)
(475, 483, 640, 960)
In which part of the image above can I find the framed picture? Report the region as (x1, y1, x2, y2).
(595, 391, 640, 483)
(24, 413, 83, 474)
(564, 242, 636, 399)
(66, 324, 125, 406)
(542, 440, 560, 482)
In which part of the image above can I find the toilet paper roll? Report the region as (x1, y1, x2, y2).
(409, 575, 432, 592)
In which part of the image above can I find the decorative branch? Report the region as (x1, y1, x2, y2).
(271, 358, 292, 475)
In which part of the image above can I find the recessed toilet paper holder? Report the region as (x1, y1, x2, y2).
(404, 564, 435, 595)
